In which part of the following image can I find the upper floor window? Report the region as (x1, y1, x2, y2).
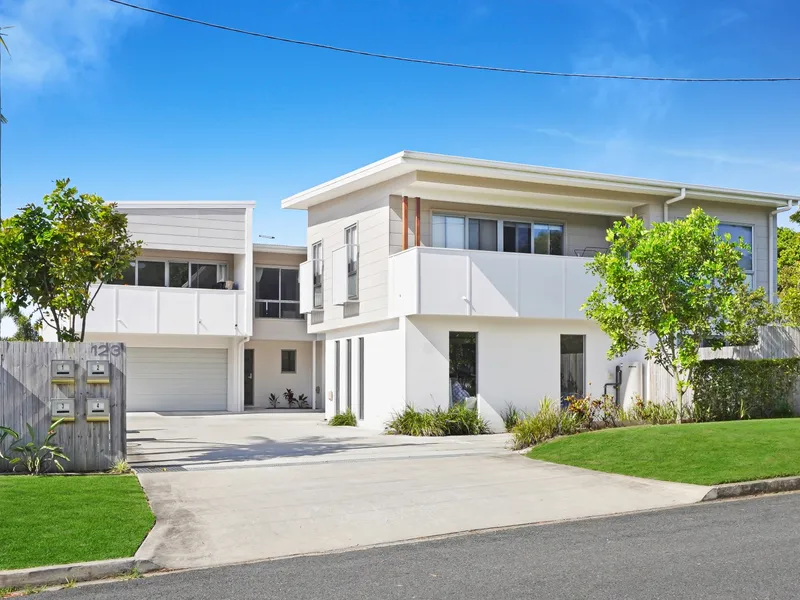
(432, 215, 466, 249)
(110, 259, 228, 289)
(718, 223, 754, 287)
(345, 224, 359, 300)
(255, 267, 302, 319)
(533, 223, 564, 256)
(312, 241, 323, 309)
(503, 222, 532, 253)
(468, 219, 498, 251)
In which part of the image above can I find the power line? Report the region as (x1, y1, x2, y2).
(109, 0, 800, 83)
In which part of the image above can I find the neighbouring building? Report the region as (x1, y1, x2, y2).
(54, 152, 796, 430)
(48, 201, 321, 412)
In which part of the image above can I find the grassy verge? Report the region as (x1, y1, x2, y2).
(0, 475, 154, 571)
(527, 418, 800, 486)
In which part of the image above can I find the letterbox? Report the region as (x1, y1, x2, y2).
(86, 360, 110, 384)
(86, 398, 110, 422)
(51, 360, 75, 383)
(51, 398, 75, 422)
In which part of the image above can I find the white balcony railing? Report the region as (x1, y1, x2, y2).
(388, 247, 598, 320)
(85, 285, 249, 337)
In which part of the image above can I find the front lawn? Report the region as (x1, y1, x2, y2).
(0, 475, 154, 571)
(527, 418, 800, 486)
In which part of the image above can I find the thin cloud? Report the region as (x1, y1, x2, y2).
(535, 128, 800, 174)
(0, 0, 150, 89)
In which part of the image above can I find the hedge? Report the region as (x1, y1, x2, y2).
(692, 358, 800, 421)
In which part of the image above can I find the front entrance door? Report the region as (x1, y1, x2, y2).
(244, 349, 254, 407)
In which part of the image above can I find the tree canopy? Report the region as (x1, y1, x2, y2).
(778, 224, 800, 325)
(0, 179, 141, 341)
(583, 208, 774, 421)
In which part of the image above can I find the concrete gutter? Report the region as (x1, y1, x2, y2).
(0, 557, 159, 589)
(702, 475, 800, 501)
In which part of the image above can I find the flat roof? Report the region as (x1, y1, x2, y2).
(114, 200, 256, 209)
(281, 150, 799, 210)
(252, 243, 307, 254)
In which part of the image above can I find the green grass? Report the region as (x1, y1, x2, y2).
(0, 475, 155, 571)
(527, 418, 800, 486)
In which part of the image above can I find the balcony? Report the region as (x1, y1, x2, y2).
(388, 247, 598, 320)
(85, 285, 250, 337)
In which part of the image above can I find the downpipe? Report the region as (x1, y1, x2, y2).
(663, 187, 686, 222)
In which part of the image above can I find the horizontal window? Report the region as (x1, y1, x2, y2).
(110, 260, 228, 289)
(433, 213, 564, 256)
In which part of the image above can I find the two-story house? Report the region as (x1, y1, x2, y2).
(285, 151, 796, 431)
(65, 201, 321, 412)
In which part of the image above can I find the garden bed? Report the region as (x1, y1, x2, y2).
(527, 418, 800, 485)
(0, 475, 154, 570)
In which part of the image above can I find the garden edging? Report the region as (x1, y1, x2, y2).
(701, 475, 800, 501)
(0, 557, 159, 589)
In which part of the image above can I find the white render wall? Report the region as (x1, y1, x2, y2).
(245, 340, 314, 408)
(323, 319, 405, 428)
(404, 315, 625, 432)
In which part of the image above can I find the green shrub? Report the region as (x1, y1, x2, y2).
(631, 397, 685, 424)
(329, 410, 357, 427)
(441, 403, 492, 435)
(500, 403, 524, 432)
(692, 358, 800, 421)
(386, 405, 490, 436)
(0, 420, 70, 474)
(511, 398, 579, 450)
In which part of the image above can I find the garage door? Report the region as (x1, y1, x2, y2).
(127, 348, 228, 412)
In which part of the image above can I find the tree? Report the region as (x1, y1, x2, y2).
(583, 208, 774, 422)
(0, 179, 141, 341)
(778, 225, 800, 325)
(1, 310, 41, 341)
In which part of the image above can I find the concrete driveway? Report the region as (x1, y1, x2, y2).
(129, 412, 711, 570)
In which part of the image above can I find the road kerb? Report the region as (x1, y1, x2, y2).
(702, 475, 800, 501)
(0, 558, 160, 590)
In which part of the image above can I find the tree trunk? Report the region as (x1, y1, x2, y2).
(674, 372, 683, 424)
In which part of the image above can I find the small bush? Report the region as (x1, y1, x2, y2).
(108, 459, 131, 475)
(692, 358, 800, 421)
(500, 403, 524, 432)
(511, 398, 579, 450)
(386, 405, 490, 436)
(0, 420, 70, 474)
(442, 403, 492, 435)
(329, 410, 357, 427)
(267, 393, 279, 409)
(631, 397, 687, 424)
(386, 406, 444, 436)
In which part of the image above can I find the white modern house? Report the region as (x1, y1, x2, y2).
(55, 201, 320, 413)
(284, 151, 796, 431)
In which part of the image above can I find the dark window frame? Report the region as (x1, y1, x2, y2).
(281, 349, 297, 374)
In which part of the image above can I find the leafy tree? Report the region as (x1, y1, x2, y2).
(778, 225, 800, 325)
(583, 208, 774, 422)
(1, 309, 41, 341)
(0, 179, 141, 341)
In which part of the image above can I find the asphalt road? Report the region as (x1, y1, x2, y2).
(47, 493, 800, 600)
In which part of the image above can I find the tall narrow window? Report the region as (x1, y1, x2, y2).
(468, 218, 498, 251)
(312, 241, 323, 309)
(449, 332, 477, 407)
(502, 222, 531, 254)
(718, 223, 754, 288)
(432, 215, 466, 249)
(560, 335, 585, 399)
(334, 340, 341, 415)
(345, 225, 359, 300)
(358, 337, 365, 420)
(346, 338, 353, 411)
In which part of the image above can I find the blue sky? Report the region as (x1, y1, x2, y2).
(1, 0, 799, 246)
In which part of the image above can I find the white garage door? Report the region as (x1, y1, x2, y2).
(127, 348, 228, 412)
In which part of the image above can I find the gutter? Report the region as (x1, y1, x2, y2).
(663, 187, 686, 222)
(770, 200, 795, 303)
